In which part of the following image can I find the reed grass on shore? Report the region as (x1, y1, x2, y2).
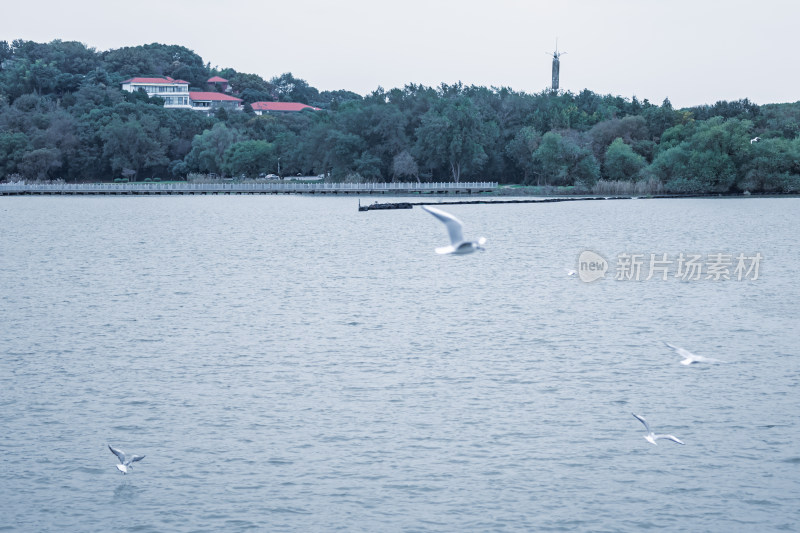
(492, 177, 664, 196)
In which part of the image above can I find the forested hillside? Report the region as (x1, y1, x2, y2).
(1, 39, 799, 193)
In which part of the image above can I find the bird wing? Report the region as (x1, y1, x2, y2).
(422, 206, 464, 246)
(693, 354, 726, 363)
(108, 445, 126, 463)
(664, 342, 694, 360)
(632, 413, 651, 433)
(655, 434, 685, 445)
(129, 455, 145, 463)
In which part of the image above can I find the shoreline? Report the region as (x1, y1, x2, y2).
(1, 180, 797, 199)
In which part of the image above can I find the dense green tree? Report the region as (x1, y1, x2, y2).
(222, 140, 275, 177)
(19, 147, 61, 180)
(533, 131, 566, 185)
(0, 59, 57, 99)
(532, 131, 599, 186)
(572, 149, 601, 185)
(270, 72, 320, 104)
(505, 126, 541, 182)
(689, 149, 736, 191)
(589, 115, 649, 160)
(185, 122, 239, 176)
(603, 138, 646, 181)
(415, 95, 492, 182)
(216, 69, 274, 99)
(0, 40, 11, 67)
(649, 117, 755, 192)
(739, 137, 800, 192)
(650, 145, 693, 191)
(0, 131, 30, 177)
(100, 116, 168, 179)
(317, 89, 362, 110)
(320, 129, 367, 178)
(103, 43, 207, 86)
(756, 102, 800, 139)
(71, 77, 125, 111)
(7, 40, 99, 74)
(413, 110, 449, 178)
(239, 88, 272, 104)
(392, 150, 419, 182)
(643, 97, 680, 140)
(353, 152, 383, 181)
(328, 96, 409, 178)
(688, 99, 759, 121)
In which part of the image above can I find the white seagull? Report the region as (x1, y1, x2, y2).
(750, 136, 761, 144)
(664, 342, 726, 365)
(565, 268, 577, 277)
(421, 205, 486, 255)
(108, 444, 145, 474)
(632, 413, 685, 446)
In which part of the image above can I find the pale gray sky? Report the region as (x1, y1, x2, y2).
(3, 0, 798, 108)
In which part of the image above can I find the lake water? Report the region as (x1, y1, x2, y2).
(1, 195, 798, 532)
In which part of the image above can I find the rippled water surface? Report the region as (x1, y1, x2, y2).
(1, 196, 798, 532)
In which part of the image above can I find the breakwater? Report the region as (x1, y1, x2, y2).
(358, 196, 638, 211)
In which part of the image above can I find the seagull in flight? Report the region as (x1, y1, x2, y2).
(632, 413, 685, 446)
(750, 136, 761, 144)
(108, 445, 145, 474)
(664, 342, 726, 365)
(421, 205, 486, 255)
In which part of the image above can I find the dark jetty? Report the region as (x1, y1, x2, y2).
(358, 196, 632, 211)
(355, 194, 740, 211)
(358, 201, 414, 211)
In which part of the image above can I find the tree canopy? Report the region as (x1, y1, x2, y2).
(1, 39, 798, 193)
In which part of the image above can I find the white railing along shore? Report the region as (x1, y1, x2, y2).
(0, 181, 498, 194)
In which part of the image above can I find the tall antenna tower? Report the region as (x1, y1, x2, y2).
(549, 39, 565, 92)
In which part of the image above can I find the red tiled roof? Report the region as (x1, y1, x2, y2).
(207, 76, 228, 83)
(123, 77, 189, 85)
(189, 92, 242, 102)
(251, 101, 321, 112)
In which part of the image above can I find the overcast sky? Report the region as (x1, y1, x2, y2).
(3, 0, 798, 108)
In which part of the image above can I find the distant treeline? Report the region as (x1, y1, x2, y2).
(1, 39, 799, 193)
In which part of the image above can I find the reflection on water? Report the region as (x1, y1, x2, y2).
(113, 481, 140, 500)
(1, 196, 799, 532)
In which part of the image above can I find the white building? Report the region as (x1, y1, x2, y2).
(188, 92, 243, 112)
(251, 101, 321, 115)
(122, 77, 244, 112)
(121, 77, 191, 109)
